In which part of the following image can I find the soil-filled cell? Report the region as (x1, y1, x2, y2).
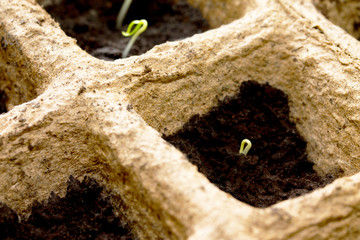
(164, 81, 335, 208)
(44, 0, 209, 60)
(0, 176, 137, 239)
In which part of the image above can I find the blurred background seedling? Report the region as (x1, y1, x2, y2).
(116, 0, 133, 30)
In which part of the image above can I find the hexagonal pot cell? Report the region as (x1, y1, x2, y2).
(2, 0, 360, 239)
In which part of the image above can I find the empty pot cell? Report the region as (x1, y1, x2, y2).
(41, 0, 209, 60)
(313, 0, 360, 40)
(164, 81, 335, 208)
(0, 176, 137, 239)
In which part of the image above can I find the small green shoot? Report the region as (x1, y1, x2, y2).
(116, 0, 133, 30)
(121, 19, 148, 58)
(239, 139, 252, 155)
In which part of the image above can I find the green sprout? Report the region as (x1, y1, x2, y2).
(116, 0, 133, 30)
(121, 19, 148, 58)
(239, 139, 252, 155)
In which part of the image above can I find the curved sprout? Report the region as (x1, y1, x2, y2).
(116, 0, 133, 30)
(121, 19, 148, 58)
(239, 139, 252, 155)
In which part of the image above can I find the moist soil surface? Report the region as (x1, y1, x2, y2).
(0, 176, 137, 240)
(164, 81, 335, 208)
(44, 0, 209, 60)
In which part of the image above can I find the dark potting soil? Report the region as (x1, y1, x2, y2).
(44, 0, 209, 60)
(164, 81, 335, 208)
(0, 176, 137, 240)
(0, 90, 7, 114)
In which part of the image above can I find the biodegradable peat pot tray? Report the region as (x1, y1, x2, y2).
(1, 0, 360, 239)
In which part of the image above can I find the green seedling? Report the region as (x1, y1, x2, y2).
(121, 19, 148, 58)
(116, 0, 133, 30)
(239, 139, 252, 155)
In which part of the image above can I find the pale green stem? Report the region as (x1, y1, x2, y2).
(239, 139, 252, 155)
(122, 34, 137, 58)
(116, 0, 133, 30)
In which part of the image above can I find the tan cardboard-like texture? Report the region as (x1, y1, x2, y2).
(1, 0, 360, 239)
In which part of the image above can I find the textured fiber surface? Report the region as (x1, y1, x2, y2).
(313, 0, 360, 39)
(1, 0, 360, 239)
